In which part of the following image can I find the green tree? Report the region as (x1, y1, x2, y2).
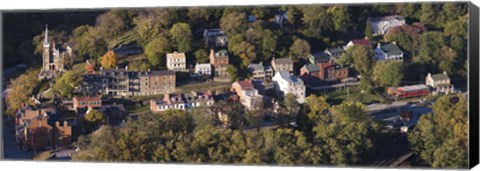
(220, 11, 247, 37)
(52, 71, 83, 99)
(438, 46, 458, 74)
(305, 95, 330, 125)
(71, 25, 107, 60)
(261, 29, 278, 58)
(420, 4, 436, 26)
(245, 110, 264, 131)
(226, 64, 240, 82)
(194, 49, 209, 63)
(364, 21, 373, 40)
(313, 101, 378, 165)
(84, 109, 106, 125)
(170, 23, 192, 53)
(346, 46, 375, 91)
(373, 61, 403, 87)
(289, 39, 311, 61)
(327, 5, 350, 32)
(144, 36, 171, 68)
(409, 95, 468, 168)
(395, 4, 416, 17)
(301, 6, 331, 38)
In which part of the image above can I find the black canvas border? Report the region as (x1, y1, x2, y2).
(468, 1, 480, 169)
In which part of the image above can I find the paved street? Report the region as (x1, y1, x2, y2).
(3, 122, 33, 160)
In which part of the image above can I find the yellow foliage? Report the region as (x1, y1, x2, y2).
(100, 50, 117, 69)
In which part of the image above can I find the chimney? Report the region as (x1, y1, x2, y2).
(163, 93, 170, 102)
(443, 71, 447, 75)
(116, 66, 119, 70)
(56, 121, 60, 127)
(392, 41, 397, 45)
(427, 73, 431, 78)
(100, 67, 103, 70)
(63, 121, 68, 127)
(364, 36, 369, 40)
(377, 43, 381, 48)
(125, 66, 128, 71)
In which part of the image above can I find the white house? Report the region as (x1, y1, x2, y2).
(272, 70, 306, 104)
(425, 72, 455, 94)
(375, 42, 404, 62)
(195, 63, 212, 76)
(367, 15, 406, 35)
(166, 52, 187, 72)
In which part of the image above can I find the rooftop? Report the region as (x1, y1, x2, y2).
(368, 15, 405, 22)
(303, 64, 320, 72)
(350, 39, 372, 47)
(150, 70, 175, 76)
(273, 58, 293, 65)
(326, 47, 345, 55)
(398, 84, 429, 92)
(166, 52, 186, 59)
(278, 70, 302, 84)
(430, 73, 450, 81)
(248, 62, 265, 71)
(73, 96, 101, 102)
(381, 43, 403, 55)
(235, 80, 255, 89)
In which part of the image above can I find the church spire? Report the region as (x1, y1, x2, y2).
(43, 24, 49, 47)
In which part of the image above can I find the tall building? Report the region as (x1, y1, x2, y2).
(38, 25, 71, 80)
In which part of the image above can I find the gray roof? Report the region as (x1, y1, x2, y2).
(368, 15, 405, 22)
(214, 50, 229, 58)
(326, 47, 345, 54)
(381, 43, 403, 55)
(150, 70, 175, 76)
(278, 70, 302, 84)
(431, 73, 450, 81)
(248, 63, 264, 71)
(399, 84, 429, 92)
(274, 58, 293, 64)
(303, 64, 320, 72)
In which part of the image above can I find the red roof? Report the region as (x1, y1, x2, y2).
(236, 80, 254, 89)
(351, 39, 372, 47)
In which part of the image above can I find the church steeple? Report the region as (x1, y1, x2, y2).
(43, 24, 49, 47)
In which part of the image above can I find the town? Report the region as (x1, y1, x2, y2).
(2, 3, 469, 168)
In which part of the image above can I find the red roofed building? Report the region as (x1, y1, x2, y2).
(387, 84, 430, 99)
(318, 61, 349, 81)
(231, 80, 264, 110)
(344, 38, 373, 50)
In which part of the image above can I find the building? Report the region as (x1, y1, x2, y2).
(425, 72, 455, 94)
(146, 70, 176, 95)
(309, 51, 331, 65)
(84, 67, 176, 97)
(271, 57, 294, 74)
(209, 49, 229, 78)
(300, 64, 321, 84)
(344, 38, 372, 50)
(375, 42, 404, 62)
(166, 52, 187, 72)
(203, 29, 227, 48)
(183, 91, 215, 108)
(72, 96, 102, 110)
(318, 61, 349, 82)
(247, 62, 273, 81)
(325, 47, 345, 59)
(15, 107, 72, 150)
(231, 80, 264, 110)
(38, 25, 71, 80)
(150, 93, 186, 112)
(194, 63, 212, 76)
(99, 104, 127, 126)
(53, 121, 72, 149)
(387, 84, 430, 99)
(272, 71, 306, 104)
(367, 15, 406, 35)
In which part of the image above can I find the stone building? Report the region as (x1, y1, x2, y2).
(166, 52, 187, 72)
(38, 25, 72, 80)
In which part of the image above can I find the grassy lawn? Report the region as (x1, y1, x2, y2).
(326, 88, 385, 105)
(126, 104, 149, 114)
(72, 62, 87, 74)
(108, 30, 140, 49)
(119, 54, 147, 63)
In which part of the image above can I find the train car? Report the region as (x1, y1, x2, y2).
(387, 84, 430, 99)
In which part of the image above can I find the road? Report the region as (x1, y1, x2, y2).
(2, 122, 33, 160)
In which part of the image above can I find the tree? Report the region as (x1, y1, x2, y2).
(395, 3, 416, 17)
(144, 36, 171, 68)
(301, 6, 331, 38)
(226, 64, 240, 82)
(409, 94, 468, 168)
(245, 110, 264, 131)
(95, 11, 128, 40)
(220, 11, 247, 37)
(289, 39, 311, 61)
(438, 46, 458, 74)
(261, 29, 278, 58)
(170, 23, 192, 53)
(313, 101, 378, 165)
(305, 95, 330, 125)
(52, 70, 84, 99)
(373, 61, 403, 87)
(5, 69, 41, 117)
(194, 49, 209, 63)
(71, 25, 107, 60)
(345, 46, 375, 91)
(420, 4, 436, 26)
(84, 109, 106, 125)
(364, 21, 373, 40)
(327, 5, 350, 32)
(100, 50, 118, 69)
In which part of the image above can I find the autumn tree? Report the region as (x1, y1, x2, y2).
(100, 50, 117, 69)
(409, 94, 468, 168)
(373, 61, 403, 88)
(52, 70, 84, 99)
(170, 23, 192, 53)
(5, 69, 41, 117)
